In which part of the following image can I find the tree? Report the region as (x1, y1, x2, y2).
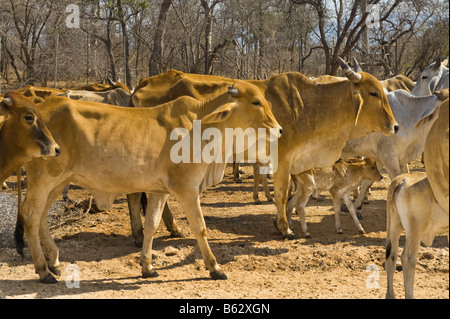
(291, 0, 402, 75)
(149, 0, 173, 76)
(200, 0, 222, 74)
(6, 0, 55, 84)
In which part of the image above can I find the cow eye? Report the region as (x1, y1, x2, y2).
(24, 115, 35, 124)
(252, 101, 261, 106)
(422, 76, 428, 80)
(369, 92, 378, 97)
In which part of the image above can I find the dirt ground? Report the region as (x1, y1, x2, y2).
(0, 161, 448, 299)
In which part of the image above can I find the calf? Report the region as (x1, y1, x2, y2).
(385, 172, 449, 299)
(342, 89, 447, 211)
(286, 158, 382, 237)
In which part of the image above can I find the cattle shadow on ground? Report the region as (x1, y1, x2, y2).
(201, 200, 273, 208)
(288, 198, 389, 247)
(4, 232, 141, 267)
(199, 197, 393, 249)
(0, 275, 215, 299)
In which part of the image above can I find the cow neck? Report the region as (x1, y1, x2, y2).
(300, 79, 355, 126)
(0, 128, 24, 182)
(197, 91, 231, 119)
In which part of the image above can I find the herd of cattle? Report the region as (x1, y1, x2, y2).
(0, 57, 448, 299)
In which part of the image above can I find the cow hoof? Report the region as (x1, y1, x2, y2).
(142, 269, 159, 278)
(170, 230, 187, 238)
(40, 274, 58, 284)
(337, 229, 343, 234)
(210, 271, 227, 280)
(254, 199, 262, 205)
(282, 233, 299, 240)
(359, 229, 366, 235)
(48, 265, 61, 276)
(305, 233, 311, 239)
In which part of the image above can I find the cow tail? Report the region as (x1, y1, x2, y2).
(14, 168, 25, 258)
(140, 192, 148, 216)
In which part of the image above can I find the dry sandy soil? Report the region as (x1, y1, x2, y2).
(0, 162, 448, 299)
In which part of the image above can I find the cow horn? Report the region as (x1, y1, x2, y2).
(352, 57, 363, 72)
(106, 76, 115, 86)
(228, 86, 240, 97)
(2, 97, 13, 107)
(433, 57, 442, 70)
(338, 57, 362, 83)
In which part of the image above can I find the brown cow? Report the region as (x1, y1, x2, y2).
(423, 97, 449, 214)
(15, 86, 66, 104)
(15, 81, 282, 283)
(130, 58, 398, 239)
(0, 91, 60, 183)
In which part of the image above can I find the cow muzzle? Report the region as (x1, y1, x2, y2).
(383, 122, 399, 136)
(40, 142, 61, 158)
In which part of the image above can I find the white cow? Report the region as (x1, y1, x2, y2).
(411, 57, 449, 96)
(342, 90, 447, 209)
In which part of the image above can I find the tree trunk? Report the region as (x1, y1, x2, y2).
(117, 0, 132, 87)
(149, 0, 173, 76)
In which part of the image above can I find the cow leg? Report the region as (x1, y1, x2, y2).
(288, 174, 312, 238)
(286, 193, 298, 230)
(233, 162, 242, 183)
(332, 196, 344, 234)
(253, 163, 262, 204)
(385, 202, 403, 299)
(273, 163, 296, 239)
(126, 192, 145, 247)
(353, 179, 373, 210)
(18, 187, 58, 283)
(342, 194, 365, 234)
(401, 233, 421, 299)
(177, 194, 227, 280)
(253, 163, 272, 203)
(261, 173, 273, 202)
(296, 189, 313, 238)
(141, 193, 169, 278)
(39, 182, 69, 276)
(161, 203, 187, 238)
(128, 193, 186, 248)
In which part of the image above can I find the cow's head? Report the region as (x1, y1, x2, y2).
(411, 57, 448, 96)
(362, 157, 383, 182)
(0, 91, 60, 160)
(201, 81, 282, 166)
(338, 58, 399, 137)
(202, 81, 282, 137)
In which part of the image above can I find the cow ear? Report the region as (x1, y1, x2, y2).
(0, 97, 13, 116)
(433, 57, 442, 70)
(201, 104, 234, 124)
(352, 93, 363, 126)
